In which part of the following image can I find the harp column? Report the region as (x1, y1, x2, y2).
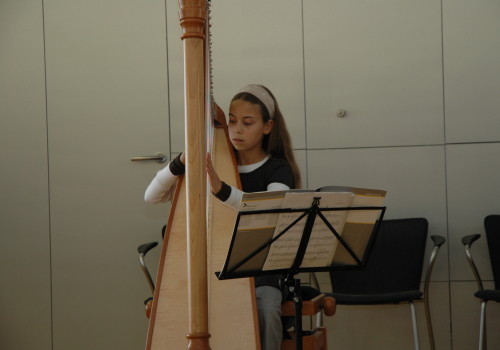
(179, 1, 211, 350)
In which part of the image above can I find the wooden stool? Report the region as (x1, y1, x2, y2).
(281, 293, 336, 350)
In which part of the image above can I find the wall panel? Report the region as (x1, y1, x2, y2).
(443, 0, 500, 143)
(304, 0, 444, 149)
(447, 143, 500, 281)
(451, 282, 500, 350)
(0, 1, 52, 349)
(320, 281, 451, 350)
(43, 0, 170, 349)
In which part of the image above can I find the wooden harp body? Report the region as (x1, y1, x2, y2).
(145, 1, 260, 349)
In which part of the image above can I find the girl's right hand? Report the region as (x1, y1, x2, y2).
(206, 153, 222, 194)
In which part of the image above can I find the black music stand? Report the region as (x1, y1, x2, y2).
(216, 194, 386, 350)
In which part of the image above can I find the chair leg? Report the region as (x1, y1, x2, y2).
(423, 297, 436, 350)
(410, 302, 420, 350)
(479, 301, 487, 350)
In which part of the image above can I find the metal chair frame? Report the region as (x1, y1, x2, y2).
(462, 215, 500, 350)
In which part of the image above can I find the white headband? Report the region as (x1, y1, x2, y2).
(237, 84, 275, 119)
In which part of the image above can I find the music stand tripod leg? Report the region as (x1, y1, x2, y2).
(284, 277, 304, 350)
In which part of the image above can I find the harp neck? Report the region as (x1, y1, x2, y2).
(179, 1, 212, 350)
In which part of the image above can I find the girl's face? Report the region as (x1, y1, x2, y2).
(228, 99, 274, 156)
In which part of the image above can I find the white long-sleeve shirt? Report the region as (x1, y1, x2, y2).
(144, 155, 292, 211)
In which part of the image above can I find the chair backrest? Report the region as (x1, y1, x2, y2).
(484, 215, 500, 290)
(330, 218, 428, 294)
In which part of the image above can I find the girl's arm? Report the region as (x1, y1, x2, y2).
(144, 153, 185, 203)
(206, 154, 290, 211)
(217, 182, 290, 210)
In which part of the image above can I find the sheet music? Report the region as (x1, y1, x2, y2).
(219, 186, 386, 279)
(237, 191, 286, 232)
(329, 187, 386, 265)
(262, 191, 354, 270)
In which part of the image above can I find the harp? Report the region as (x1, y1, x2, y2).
(145, 1, 260, 349)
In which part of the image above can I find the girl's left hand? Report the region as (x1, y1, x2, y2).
(206, 153, 222, 194)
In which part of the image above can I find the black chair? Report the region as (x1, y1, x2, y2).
(461, 215, 500, 350)
(327, 218, 445, 350)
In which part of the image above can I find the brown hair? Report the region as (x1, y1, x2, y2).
(231, 85, 302, 188)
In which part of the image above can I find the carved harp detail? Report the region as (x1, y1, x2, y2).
(145, 1, 260, 349)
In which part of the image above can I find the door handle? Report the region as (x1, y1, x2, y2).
(130, 152, 168, 164)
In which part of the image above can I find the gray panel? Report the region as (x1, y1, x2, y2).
(443, 0, 500, 143)
(294, 149, 307, 189)
(325, 304, 417, 349)
(447, 143, 500, 281)
(424, 282, 453, 350)
(0, 1, 52, 349)
(165, 0, 184, 153)
(308, 146, 448, 280)
(451, 282, 500, 350)
(304, 0, 444, 149)
(322, 282, 451, 350)
(169, 0, 306, 152)
(43, 0, 170, 349)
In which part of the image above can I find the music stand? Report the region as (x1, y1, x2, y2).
(216, 192, 386, 350)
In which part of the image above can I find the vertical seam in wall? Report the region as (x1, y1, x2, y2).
(300, 0, 309, 189)
(441, 0, 448, 147)
(164, 0, 172, 160)
(441, 0, 454, 348)
(41, 1, 54, 349)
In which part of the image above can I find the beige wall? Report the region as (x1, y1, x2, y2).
(1, 0, 499, 349)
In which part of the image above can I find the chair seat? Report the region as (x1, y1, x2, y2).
(474, 289, 500, 302)
(330, 290, 423, 305)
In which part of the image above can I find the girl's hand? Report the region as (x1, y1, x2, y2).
(180, 152, 186, 165)
(206, 153, 222, 194)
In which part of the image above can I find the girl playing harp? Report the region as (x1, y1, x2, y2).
(145, 83, 301, 350)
